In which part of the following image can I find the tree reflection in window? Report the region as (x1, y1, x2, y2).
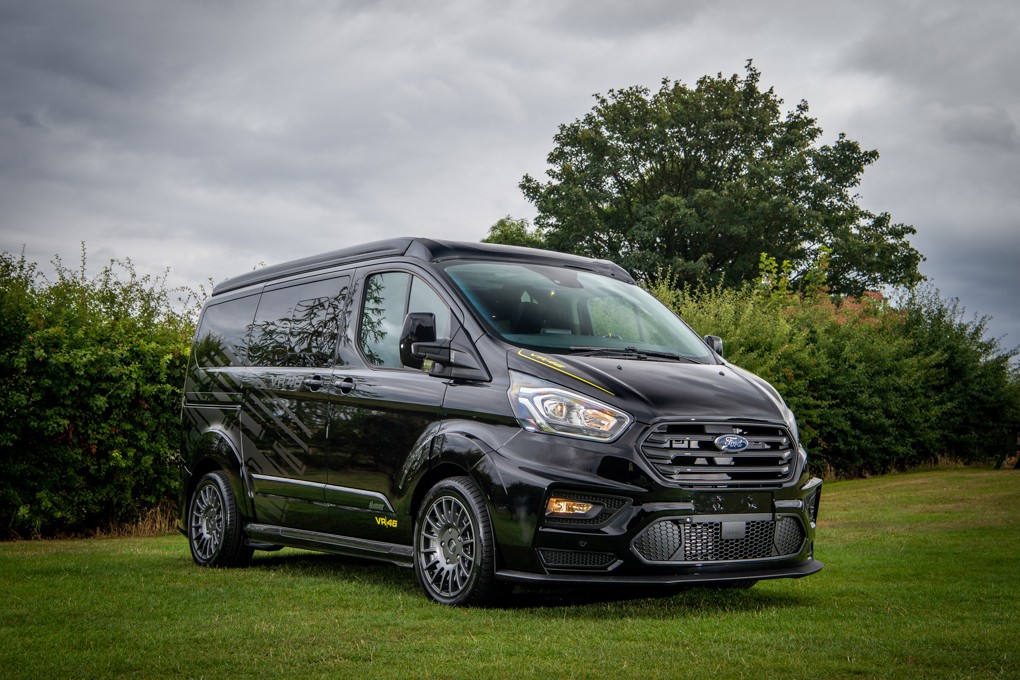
(359, 272, 409, 367)
(359, 273, 450, 368)
(247, 277, 350, 368)
(192, 294, 260, 369)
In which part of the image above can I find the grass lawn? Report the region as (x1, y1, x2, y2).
(1, 468, 1017, 678)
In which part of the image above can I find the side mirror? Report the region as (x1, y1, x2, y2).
(411, 340, 485, 374)
(399, 312, 437, 369)
(704, 334, 724, 357)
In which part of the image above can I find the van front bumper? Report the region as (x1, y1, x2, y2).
(484, 430, 823, 586)
(497, 559, 822, 586)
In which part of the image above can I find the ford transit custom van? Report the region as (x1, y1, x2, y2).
(179, 238, 822, 605)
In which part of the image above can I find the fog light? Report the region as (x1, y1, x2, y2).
(546, 497, 602, 519)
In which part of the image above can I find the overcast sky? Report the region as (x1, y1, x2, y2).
(2, 0, 1018, 350)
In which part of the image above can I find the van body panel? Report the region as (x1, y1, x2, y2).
(319, 366, 446, 540)
(241, 366, 332, 530)
(179, 238, 822, 602)
(506, 350, 788, 423)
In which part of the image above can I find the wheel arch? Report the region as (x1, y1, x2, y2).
(404, 429, 513, 572)
(406, 430, 510, 520)
(180, 426, 250, 525)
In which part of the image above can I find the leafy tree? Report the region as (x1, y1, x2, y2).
(482, 215, 546, 249)
(520, 61, 923, 295)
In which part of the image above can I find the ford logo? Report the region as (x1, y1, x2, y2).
(714, 434, 749, 452)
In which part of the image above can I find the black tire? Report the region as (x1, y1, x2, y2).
(414, 476, 500, 606)
(187, 470, 253, 568)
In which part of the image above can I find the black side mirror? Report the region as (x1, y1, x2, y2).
(399, 312, 437, 369)
(704, 334, 724, 357)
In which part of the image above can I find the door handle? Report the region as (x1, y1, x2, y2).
(304, 375, 324, 391)
(337, 377, 355, 395)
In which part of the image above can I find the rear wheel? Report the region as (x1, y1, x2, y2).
(414, 477, 500, 606)
(187, 470, 253, 568)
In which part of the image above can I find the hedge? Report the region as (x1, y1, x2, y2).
(0, 250, 196, 538)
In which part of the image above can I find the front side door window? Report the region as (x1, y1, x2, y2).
(359, 272, 450, 368)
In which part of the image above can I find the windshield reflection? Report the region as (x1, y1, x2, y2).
(442, 261, 713, 362)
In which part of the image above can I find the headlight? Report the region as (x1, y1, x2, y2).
(508, 371, 631, 442)
(787, 411, 800, 444)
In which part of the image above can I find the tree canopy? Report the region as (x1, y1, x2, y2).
(481, 216, 546, 249)
(509, 62, 923, 295)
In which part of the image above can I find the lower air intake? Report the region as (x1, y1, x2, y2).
(632, 517, 805, 564)
(538, 549, 617, 570)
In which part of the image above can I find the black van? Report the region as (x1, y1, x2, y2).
(178, 238, 822, 605)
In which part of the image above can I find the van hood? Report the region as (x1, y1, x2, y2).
(507, 348, 790, 425)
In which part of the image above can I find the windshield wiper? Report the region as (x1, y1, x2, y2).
(568, 346, 703, 364)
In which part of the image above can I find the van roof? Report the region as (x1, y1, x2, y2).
(211, 237, 634, 295)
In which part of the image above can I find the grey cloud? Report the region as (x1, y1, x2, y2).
(541, 0, 709, 39)
(918, 230, 1020, 351)
(845, 1, 1020, 101)
(1, 0, 1017, 351)
(931, 104, 1019, 149)
(13, 111, 47, 130)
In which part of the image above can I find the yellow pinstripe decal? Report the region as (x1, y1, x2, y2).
(517, 349, 614, 396)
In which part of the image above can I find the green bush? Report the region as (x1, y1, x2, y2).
(0, 249, 197, 538)
(649, 256, 1020, 476)
(900, 286, 1020, 461)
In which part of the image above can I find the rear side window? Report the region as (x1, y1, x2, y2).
(193, 294, 260, 368)
(248, 276, 350, 368)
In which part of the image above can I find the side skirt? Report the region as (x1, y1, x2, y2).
(245, 523, 414, 568)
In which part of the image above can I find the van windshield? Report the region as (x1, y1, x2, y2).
(442, 261, 714, 362)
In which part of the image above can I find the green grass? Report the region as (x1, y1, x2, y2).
(1, 469, 1017, 678)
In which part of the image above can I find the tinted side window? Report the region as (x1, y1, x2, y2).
(193, 294, 260, 367)
(248, 276, 350, 368)
(359, 272, 450, 368)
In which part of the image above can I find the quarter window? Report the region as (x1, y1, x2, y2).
(192, 294, 259, 368)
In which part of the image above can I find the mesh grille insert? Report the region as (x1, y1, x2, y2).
(632, 517, 805, 564)
(539, 549, 617, 570)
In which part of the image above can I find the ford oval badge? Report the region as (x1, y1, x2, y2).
(714, 434, 749, 452)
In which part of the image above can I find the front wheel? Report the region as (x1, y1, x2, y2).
(414, 477, 501, 606)
(187, 470, 253, 568)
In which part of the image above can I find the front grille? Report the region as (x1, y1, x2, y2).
(539, 548, 617, 570)
(640, 421, 798, 488)
(632, 517, 805, 564)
